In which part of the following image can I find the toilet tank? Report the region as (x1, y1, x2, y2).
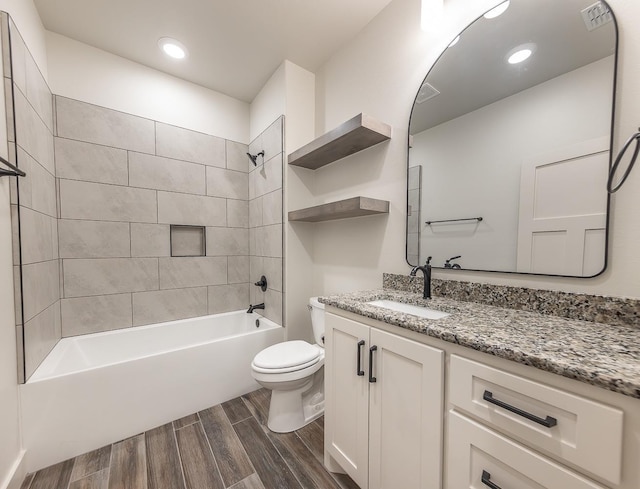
(309, 297, 325, 346)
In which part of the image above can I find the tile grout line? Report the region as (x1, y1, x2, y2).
(193, 419, 226, 488)
(170, 420, 190, 489)
(65, 454, 78, 489)
(22, 473, 33, 489)
(172, 419, 199, 431)
(221, 405, 261, 488)
(261, 419, 306, 489)
(105, 441, 114, 489)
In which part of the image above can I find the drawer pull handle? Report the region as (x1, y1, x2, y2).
(483, 390, 557, 428)
(369, 346, 377, 383)
(481, 470, 502, 489)
(357, 340, 365, 376)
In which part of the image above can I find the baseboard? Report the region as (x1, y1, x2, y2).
(1, 450, 27, 489)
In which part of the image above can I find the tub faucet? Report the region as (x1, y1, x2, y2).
(410, 256, 432, 299)
(247, 303, 265, 313)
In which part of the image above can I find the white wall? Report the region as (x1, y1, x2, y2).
(282, 62, 316, 342)
(249, 63, 286, 143)
(0, 2, 41, 486)
(46, 32, 249, 143)
(0, 180, 23, 489)
(0, 0, 46, 77)
(413, 57, 613, 271)
(313, 0, 640, 300)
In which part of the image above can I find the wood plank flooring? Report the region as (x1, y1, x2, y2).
(20, 389, 360, 489)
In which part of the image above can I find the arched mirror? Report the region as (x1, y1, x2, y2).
(407, 0, 617, 277)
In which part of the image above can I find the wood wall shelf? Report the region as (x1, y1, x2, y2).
(288, 113, 392, 170)
(288, 197, 389, 222)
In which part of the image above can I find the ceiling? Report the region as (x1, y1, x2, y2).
(34, 0, 394, 102)
(410, 0, 617, 134)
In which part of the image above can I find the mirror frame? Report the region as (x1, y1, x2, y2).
(405, 0, 619, 278)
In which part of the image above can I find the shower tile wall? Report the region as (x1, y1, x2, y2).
(248, 117, 284, 326)
(4, 15, 60, 381)
(54, 96, 258, 336)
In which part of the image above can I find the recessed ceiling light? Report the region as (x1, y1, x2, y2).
(506, 43, 536, 64)
(448, 35, 460, 47)
(158, 37, 188, 60)
(484, 1, 510, 19)
(508, 49, 531, 64)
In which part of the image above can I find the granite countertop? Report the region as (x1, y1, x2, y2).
(319, 289, 640, 399)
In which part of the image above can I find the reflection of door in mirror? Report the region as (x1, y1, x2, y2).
(406, 0, 617, 277)
(517, 138, 609, 276)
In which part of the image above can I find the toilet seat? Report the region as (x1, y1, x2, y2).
(252, 356, 320, 374)
(252, 341, 322, 374)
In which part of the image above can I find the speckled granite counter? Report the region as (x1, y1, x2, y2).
(319, 289, 640, 399)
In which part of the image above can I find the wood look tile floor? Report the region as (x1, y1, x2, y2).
(20, 389, 360, 489)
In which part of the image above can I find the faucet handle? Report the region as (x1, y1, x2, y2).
(425, 256, 432, 265)
(444, 255, 461, 269)
(254, 275, 268, 292)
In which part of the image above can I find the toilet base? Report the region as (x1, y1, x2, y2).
(265, 370, 324, 433)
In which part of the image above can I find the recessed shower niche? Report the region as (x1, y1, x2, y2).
(170, 225, 206, 257)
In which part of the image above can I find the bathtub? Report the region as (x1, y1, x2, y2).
(20, 311, 284, 472)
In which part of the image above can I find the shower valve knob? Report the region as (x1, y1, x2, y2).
(254, 276, 268, 292)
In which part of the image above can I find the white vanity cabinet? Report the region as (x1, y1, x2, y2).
(324, 312, 444, 489)
(324, 306, 640, 489)
(447, 355, 624, 487)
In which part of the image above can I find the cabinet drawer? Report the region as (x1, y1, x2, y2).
(449, 355, 623, 485)
(447, 411, 606, 489)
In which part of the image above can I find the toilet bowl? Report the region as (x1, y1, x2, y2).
(250, 297, 325, 433)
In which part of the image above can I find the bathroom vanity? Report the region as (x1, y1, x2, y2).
(320, 285, 640, 489)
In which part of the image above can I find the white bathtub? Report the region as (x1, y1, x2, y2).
(20, 311, 284, 472)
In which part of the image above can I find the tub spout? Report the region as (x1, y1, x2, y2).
(247, 303, 265, 313)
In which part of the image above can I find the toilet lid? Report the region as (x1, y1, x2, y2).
(253, 341, 321, 370)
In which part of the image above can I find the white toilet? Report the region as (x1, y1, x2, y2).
(251, 297, 325, 433)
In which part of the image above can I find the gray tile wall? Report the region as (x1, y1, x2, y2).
(54, 97, 276, 335)
(5, 15, 285, 374)
(248, 118, 284, 326)
(4, 15, 60, 381)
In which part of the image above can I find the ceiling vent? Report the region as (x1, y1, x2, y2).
(416, 82, 440, 104)
(581, 2, 613, 31)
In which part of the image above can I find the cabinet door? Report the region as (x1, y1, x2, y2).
(325, 313, 370, 488)
(368, 329, 444, 489)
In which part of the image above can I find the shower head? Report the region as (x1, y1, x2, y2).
(246, 151, 265, 166)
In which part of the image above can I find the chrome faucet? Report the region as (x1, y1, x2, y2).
(410, 256, 432, 299)
(247, 303, 265, 313)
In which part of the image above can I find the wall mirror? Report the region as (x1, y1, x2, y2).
(407, 0, 617, 277)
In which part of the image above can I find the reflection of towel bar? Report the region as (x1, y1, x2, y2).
(0, 155, 26, 178)
(425, 217, 483, 225)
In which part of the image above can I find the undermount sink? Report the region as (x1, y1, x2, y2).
(367, 300, 450, 320)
